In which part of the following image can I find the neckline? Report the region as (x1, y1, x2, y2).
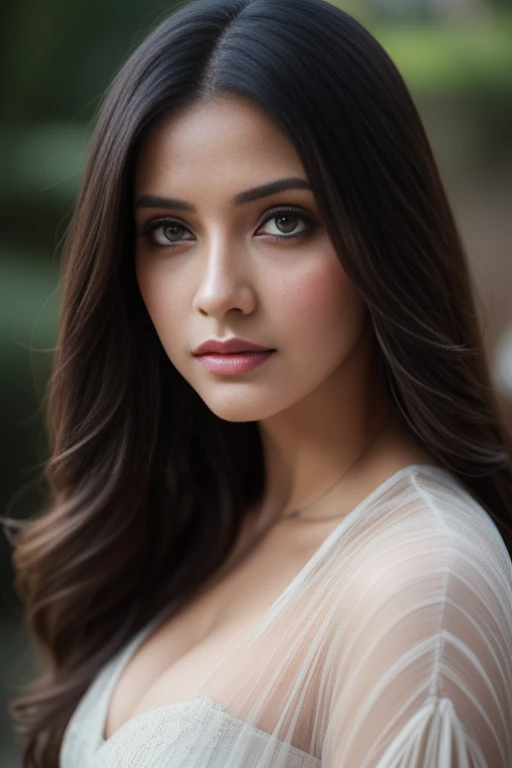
(238, 464, 451, 636)
(98, 462, 451, 745)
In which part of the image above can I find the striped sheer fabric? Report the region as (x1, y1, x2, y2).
(59, 465, 512, 767)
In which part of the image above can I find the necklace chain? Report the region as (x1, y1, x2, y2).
(279, 416, 387, 522)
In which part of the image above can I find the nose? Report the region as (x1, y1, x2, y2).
(192, 238, 257, 318)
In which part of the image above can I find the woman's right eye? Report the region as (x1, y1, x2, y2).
(140, 218, 193, 248)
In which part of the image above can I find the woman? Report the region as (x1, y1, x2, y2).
(6, 0, 512, 765)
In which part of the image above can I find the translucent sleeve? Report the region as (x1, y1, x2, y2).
(322, 498, 512, 768)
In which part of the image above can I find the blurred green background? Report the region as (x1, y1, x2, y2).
(1, 0, 511, 763)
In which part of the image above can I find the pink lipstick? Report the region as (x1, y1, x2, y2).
(196, 351, 275, 375)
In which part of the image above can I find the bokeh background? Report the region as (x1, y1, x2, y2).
(1, 0, 511, 763)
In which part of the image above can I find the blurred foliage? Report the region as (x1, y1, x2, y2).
(375, 20, 512, 91)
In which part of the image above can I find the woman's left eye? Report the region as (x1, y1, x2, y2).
(258, 211, 315, 239)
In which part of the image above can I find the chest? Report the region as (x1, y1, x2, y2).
(103, 517, 338, 741)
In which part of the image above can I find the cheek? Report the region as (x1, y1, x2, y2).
(278, 258, 365, 353)
(136, 261, 183, 353)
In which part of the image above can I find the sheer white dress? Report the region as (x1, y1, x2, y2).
(59, 465, 512, 767)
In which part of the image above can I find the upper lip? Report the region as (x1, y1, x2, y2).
(193, 337, 274, 355)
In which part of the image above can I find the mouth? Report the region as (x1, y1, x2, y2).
(195, 349, 276, 375)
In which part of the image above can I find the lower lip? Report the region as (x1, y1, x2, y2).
(195, 351, 275, 375)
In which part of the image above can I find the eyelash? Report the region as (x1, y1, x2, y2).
(139, 206, 318, 249)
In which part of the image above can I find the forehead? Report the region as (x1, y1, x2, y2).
(134, 96, 306, 194)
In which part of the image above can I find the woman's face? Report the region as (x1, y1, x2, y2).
(134, 95, 367, 422)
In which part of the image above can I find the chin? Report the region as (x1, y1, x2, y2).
(201, 402, 273, 423)
(197, 391, 292, 423)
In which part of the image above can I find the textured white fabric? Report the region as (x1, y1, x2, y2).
(59, 465, 512, 767)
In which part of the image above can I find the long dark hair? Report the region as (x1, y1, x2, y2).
(5, 0, 512, 764)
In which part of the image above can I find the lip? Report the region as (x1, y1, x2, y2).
(195, 350, 275, 375)
(193, 337, 274, 355)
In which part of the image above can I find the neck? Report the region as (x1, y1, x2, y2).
(255, 328, 392, 526)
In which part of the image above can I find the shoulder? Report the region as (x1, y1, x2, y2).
(403, 466, 512, 583)
(341, 465, 512, 641)
(362, 465, 511, 575)
(325, 466, 512, 767)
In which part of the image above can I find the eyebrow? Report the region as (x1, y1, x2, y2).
(135, 177, 313, 212)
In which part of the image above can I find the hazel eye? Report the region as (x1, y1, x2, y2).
(161, 223, 188, 242)
(156, 222, 192, 246)
(261, 214, 307, 237)
(140, 219, 194, 247)
(257, 209, 318, 242)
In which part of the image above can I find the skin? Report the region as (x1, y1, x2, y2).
(134, 94, 436, 530)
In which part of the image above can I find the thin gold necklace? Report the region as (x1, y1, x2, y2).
(279, 416, 387, 522)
